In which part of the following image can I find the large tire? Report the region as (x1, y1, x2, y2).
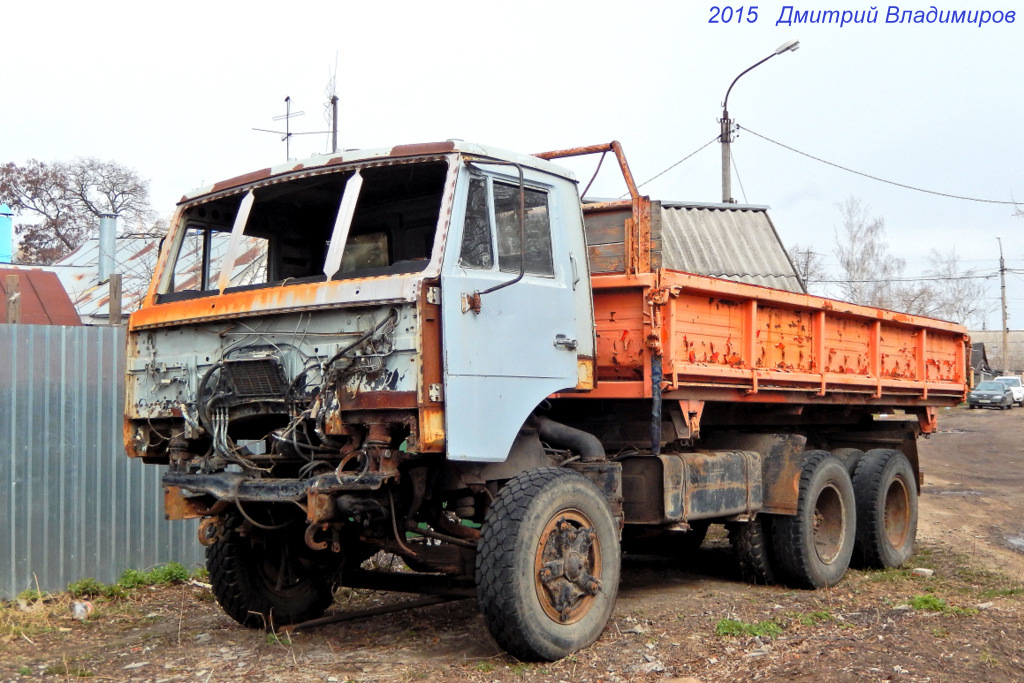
(476, 468, 620, 661)
(771, 451, 856, 589)
(207, 511, 338, 628)
(728, 516, 776, 585)
(852, 449, 918, 569)
(831, 448, 865, 477)
(679, 520, 710, 554)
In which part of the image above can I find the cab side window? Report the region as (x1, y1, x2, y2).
(459, 177, 494, 269)
(494, 182, 553, 276)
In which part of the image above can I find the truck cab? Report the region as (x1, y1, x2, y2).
(127, 141, 595, 471)
(126, 142, 618, 660)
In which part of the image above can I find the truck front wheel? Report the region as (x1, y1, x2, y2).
(476, 467, 620, 661)
(852, 449, 918, 568)
(772, 452, 856, 589)
(206, 511, 337, 628)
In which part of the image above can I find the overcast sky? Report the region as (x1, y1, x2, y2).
(4, 1, 1023, 329)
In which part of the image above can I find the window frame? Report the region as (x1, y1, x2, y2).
(457, 173, 556, 280)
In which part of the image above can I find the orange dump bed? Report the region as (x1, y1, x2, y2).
(583, 270, 969, 409)
(536, 142, 969, 415)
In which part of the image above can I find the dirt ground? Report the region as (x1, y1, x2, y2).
(3, 406, 1024, 682)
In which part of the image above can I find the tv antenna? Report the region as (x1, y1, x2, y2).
(253, 96, 307, 161)
(324, 54, 339, 153)
(253, 93, 337, 160)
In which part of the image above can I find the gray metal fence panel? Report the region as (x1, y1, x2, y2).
(1, 323, 202, 599)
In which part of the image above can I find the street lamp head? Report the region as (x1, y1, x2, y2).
(775, 39, 800, 54)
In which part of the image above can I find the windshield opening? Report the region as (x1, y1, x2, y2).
(160, 159, 448, 299)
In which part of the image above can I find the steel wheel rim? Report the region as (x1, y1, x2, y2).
(534, 509, 602, 625)
(883, 475, 911, 548)
(257, 539, 311, 597)
(812, 483, 846, 565)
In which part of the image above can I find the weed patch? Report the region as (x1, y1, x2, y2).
(715, 618, 783, 638)
(909, 594, 976, 615)
(796, 610, 834, 626)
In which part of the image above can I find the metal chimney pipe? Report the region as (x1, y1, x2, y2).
(98, 213, 117, 280)
(0, 204, 13, 264)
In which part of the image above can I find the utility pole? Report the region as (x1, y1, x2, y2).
(719, 40, 800, 203)
(998, 236, 1008, 372)
(720, 113, 733, 204)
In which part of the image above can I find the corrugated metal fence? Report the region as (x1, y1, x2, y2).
(0, 323, 202, 599)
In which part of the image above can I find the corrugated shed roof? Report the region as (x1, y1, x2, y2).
(659, 203, 805, 293)
(48, 236, 161, 323)
(0, 267, 82, 325)
(49, 233, 265, 324)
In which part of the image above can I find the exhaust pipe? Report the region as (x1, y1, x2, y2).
(535, 415, 605, 462)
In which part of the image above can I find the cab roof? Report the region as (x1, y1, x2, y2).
(179, 141, 577, 204)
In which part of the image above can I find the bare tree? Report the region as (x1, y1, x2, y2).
(921, 248, 991, 326)
(830, 198, 988, 323)
(832, 197, 909, 309)
(67, 158, 153, 224)
(788, 243, 829, 295)
(0, 160, 90, 263)
(0, 158, 152, 264)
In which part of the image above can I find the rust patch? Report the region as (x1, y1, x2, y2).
(337, 391, 417, 411)
(390, 141, 456, 157)
(211, 168, 273, 193)
(164, 487, 216, 521)
(124, 417, 142, 458)
(307, 491, 336, 524)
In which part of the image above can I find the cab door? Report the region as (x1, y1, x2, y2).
(439, 164, 581, 462)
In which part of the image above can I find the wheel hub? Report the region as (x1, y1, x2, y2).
(812, 483, 846, 565)
(535, 512, 603, 624)
(883, 476, 911, 547)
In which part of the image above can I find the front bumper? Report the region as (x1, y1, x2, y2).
(162, 470, 389, 503)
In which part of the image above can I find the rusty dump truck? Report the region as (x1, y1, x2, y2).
(125, 140, 969, 660)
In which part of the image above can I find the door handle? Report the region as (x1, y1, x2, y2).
(554, 334, 578, 351)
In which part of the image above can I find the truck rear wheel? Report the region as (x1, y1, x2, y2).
(207, 511, 337, 628)
(476, 467, 620, 661)
(679, 520, 710, 554)
(728, 516, 776, 585)
(771, 452, 856, 589)
(852, 449, 917, 568)
(831, 448, 865, 477)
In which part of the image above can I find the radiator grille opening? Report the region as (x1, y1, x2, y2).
(223, 358, 288, 399)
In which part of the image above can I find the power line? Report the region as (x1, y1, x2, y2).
(739, 125, 1023, 206)
(730, 149, 749, 204)
(630, 135, 720, 193)
(809, 272, 997, 284)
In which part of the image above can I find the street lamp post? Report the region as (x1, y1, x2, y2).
(720, 39, 800, 203)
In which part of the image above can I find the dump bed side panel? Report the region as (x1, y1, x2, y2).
(583, 271, 968, 407)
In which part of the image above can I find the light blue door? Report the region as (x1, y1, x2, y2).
(440, 166, 579, 462)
